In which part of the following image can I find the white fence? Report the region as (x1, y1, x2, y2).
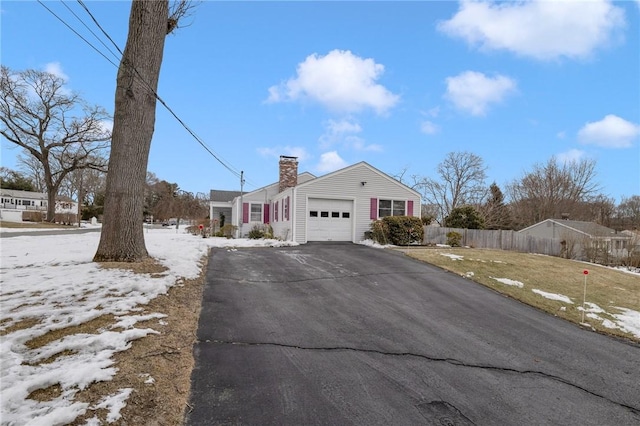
(424, 226, 562, 257)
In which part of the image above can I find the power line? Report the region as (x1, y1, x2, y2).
(36, 0, 119, 69)
(62, 0, 121, 64)
(36, 0, 256, 187)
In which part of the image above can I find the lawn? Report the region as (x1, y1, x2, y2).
(399, 247, 640, 343)
(0, 220, 78, 229)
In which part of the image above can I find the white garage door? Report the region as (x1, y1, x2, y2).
(307, 198, 353, 242)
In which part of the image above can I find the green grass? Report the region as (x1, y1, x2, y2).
(399, 247, 640, 342)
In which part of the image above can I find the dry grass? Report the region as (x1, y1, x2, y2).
(0, 221, 78, 229)
(9, 254, 208, 425)
(399, 247, 640, 342)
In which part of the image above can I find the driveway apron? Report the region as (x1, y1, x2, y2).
(186, 243, 640, 425)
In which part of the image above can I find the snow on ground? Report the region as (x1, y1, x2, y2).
(358, 239, 394, 249)
(490, 277, 524, 288)
(612, 308, 640, 338)
(531, 289, 573, 304)
(440, 253, 464, 261)
(0, 229, 297, 425)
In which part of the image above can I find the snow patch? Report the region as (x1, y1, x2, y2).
(441, 253, 464, 261)
(491, 277, 524, 288)
(531, 289, 573, 304)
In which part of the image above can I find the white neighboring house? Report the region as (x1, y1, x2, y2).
(0, 189, 78, 222)
(212, 156, 422, 243)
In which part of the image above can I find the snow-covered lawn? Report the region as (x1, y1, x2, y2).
(0, 228, 295, 425)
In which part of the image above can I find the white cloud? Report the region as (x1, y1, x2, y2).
(577, 114, 640, 148)
(266, 49, 399, 115)
(421, 120, 439, 135)
(438, 0, 625, 61)
(44, 62, 69, 81)
(556, 131, 566, 140)
(257, 146, 311, 162)
(318, 118, 381, 152)
(556, 149, 586, 164)
(444, 71, 516, 116)
(316, 151, 348, 173)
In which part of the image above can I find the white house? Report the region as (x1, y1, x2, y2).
(0, 189, 78, 222)
(213, 156, 421, 243)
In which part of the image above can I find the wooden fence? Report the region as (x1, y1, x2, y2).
(423, 226, 562, 257)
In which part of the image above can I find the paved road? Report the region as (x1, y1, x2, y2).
(186, 243, 640, 425)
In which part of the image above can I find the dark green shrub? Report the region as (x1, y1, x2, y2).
(446, 231, 462, 247)
(444, 205, 485, 229)
(248, 224, 274, 239)
(370, 216, 424, 246)
(248, 224, 265, 239)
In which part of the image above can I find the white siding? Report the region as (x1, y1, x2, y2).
(271, 188, 294, 240)
(293, 163, 421, 243)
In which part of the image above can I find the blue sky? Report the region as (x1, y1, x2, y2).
(2, 1, 639, 203)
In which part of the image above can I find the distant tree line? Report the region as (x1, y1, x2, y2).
(1, 166, 207, 223)
(398, 151, 639, 231)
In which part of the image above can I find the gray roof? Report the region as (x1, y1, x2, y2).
(0, 189, 47, 199)
(209, 190, 242, 202)
(550, 219, 618, 237)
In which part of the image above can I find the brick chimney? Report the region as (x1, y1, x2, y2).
(279, 156, 298, 192)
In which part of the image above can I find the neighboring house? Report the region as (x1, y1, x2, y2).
(0, 188, 48, 211)
(213, 156, 421, 243)
(54, 196, 79, 214)
(0, 189, 78, 222)
(519, 219, 631, 260)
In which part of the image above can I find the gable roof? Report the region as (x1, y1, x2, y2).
(210, 190, 242, 202)
(0, 189, 47, 199)
(296, 161, 422, 197)
(238, 171, 316, 198)
(521, 219, 620, 238)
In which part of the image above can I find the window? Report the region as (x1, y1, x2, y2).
(310, 211, 318, 217)
(331, 212, 340, 218)
(250, 203, 262, 222)
(378, 199, 406, 218)
(393, 200, 405, 216)
(342, 212, 350, 218)
(379, 200, 392, 217)
(320, 211, 329, 218)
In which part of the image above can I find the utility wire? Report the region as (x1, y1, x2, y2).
(37, 0, 256, 187)
(62, 0, 121, 63)
(74, 0, 247, 182)
(36, 0, 119, 69)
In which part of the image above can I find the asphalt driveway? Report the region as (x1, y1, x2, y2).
(186, 243, 640, 425)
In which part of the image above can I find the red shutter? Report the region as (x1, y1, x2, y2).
(275, 201, 278, 222)
(285, 196, 290, 220)
(370, 198, 378, 220)
(242, 203, 249, 224)
(264, 204, 270, 224)
(407, 200, 414, 217)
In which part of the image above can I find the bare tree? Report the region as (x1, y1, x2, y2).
(95, 0, 196, 262)
(17, 153, 46, 192)
(415, 151, 487, 224)
(617, 195, 640, 230)
(507, 157, 601, 228)
(0, 67, 111, 221)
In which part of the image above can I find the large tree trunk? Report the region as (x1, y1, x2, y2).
(94, 1, 168, 262)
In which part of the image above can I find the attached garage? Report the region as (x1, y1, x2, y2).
(307, 198, 353, 241)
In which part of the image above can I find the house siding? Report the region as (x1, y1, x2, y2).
(271, 188, 294, 240)
(293, 163, 420, 243)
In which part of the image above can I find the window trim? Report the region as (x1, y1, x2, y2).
(250, 203, 263, 222)
(378, 199, 407, 218)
